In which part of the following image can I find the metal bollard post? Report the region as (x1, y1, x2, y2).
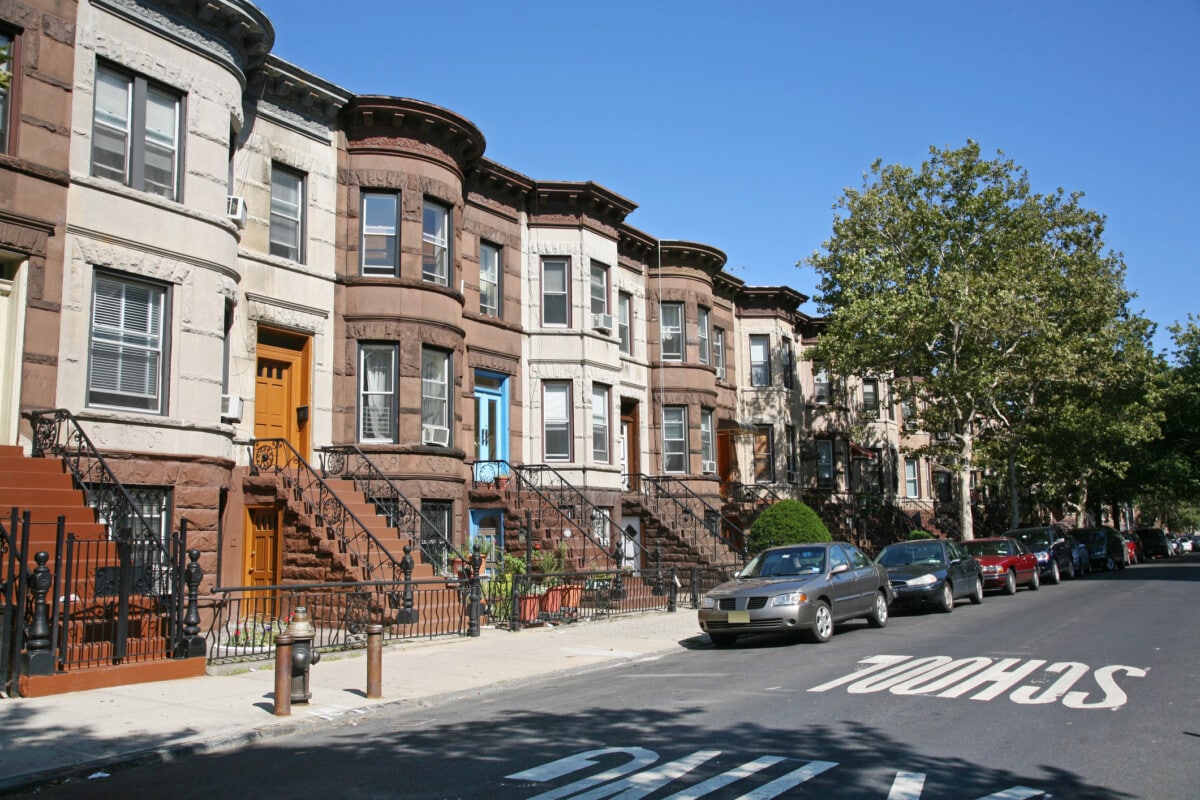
(273, 633, 294, 716)
(365, 624, 383, 699)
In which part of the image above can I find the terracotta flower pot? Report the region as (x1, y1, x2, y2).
(561, 583, 583, 608)
(518, 593, 541, 622)
(540, 586, 564, 613)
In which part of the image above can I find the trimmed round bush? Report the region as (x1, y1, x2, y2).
(749, 500, 832, 553)
(906, 529, 935, 540)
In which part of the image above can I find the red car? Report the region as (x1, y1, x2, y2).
(961, 537, 1040, 594)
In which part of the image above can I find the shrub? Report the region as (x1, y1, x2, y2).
(749, 500, 832, 553)
(906, 529, 935, 540)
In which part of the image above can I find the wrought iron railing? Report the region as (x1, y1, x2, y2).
(250, 439, 402, 582)
(1, 509, 32, 695)
(472, 460, 623, 570)
(723, 481, 785, 506)
(482, 566, 677, 630)
(517, 463, 648, 564)
(627, 473, 745, 563)
(27, 409, 174, 578)
(320, 445, 465, 576)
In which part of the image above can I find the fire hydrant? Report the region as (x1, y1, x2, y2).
(283, 606, 320, 704)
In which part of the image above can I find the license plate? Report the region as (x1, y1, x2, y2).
(727, 610, 750, 624)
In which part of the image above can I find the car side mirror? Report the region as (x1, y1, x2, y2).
(1055, 538, 1065, 545)
(831, 563, 849, 575)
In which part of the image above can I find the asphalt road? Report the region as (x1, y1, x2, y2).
(21, 556, 1200, 799)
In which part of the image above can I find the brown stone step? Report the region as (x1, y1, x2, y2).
(0, 487, 90, 507)
(0, 456, 72, 476)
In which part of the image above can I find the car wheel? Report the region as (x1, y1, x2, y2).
(867, 591, 889, 628)
(1105, 557, 1115, 572)
(809, 601, 833, 643)
(1028, 569, 1040, 590)
(938, 582, 954, 613)
(1003, 569, 1017, 595)
(710, 633, 737, 649)
(970, 575, 984, 605)
(1048, 560, 1061, 585)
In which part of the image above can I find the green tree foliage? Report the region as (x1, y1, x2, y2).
(749, 500, 832, 552)
(906, 529, 935, 540)
(806, 141, 1143, 538)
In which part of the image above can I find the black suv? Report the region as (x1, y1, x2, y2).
(1004, 526, 1076, 583)
(1134, 527, 1172, 559)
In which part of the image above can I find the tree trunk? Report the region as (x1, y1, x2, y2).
(1009, 446, 1020, 530)
(959, 435, 975, 540)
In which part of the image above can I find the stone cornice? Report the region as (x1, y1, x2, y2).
(530, 181, 637, 233)
(342, 96, 486, 177)
(739, 284, 808, 312)
(251, 55, 351, 124)
(466, 158, 534, 208)
(656, 240, 728, 276)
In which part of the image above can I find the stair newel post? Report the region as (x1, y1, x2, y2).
(395, 545, 418, 625)
(524, 510, 533, 576)
(467, 543, 483, 638)
(179, 548, 206, 659)
(652, 546, 665, 596)
(611, 532, 625, 601)
(23, 551, 55, 675)
(668, 568, 678, 613)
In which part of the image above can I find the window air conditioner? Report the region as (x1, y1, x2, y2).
(701, 460, 717, 474)
(422, 425, 450, 446)
(591, 313, 614, 332)
(903, 421, 918, 432)
(226, 195, 247, 229)
(935, 431, 952, 441)
(220, 393, 242, 421)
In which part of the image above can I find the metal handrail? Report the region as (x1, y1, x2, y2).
(517, 463, 649, 562)
(723, 481, 785, 506)
(320, 445, 466, 574)
(250, 438, 402, 582)
(627, 473, 744, 562)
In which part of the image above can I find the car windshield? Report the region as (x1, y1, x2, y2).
(1078, 529, 1107, 546)
(1012, 530, 1052, 550)
(963, 540, 1008, 557)
(741, 547, 826, 578)
(877, 542, 945, 567)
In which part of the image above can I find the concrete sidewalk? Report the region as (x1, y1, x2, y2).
(0, 612, 705, 794)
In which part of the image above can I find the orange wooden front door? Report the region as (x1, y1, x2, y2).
(254, 339, 309, 458)
(244, 506, 281, 617)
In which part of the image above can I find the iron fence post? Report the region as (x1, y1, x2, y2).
(178, 548, 206, 659)
(395, 546, 418, 625)
(652, 546, 665, 596)
(668, 568, 678, 612)
(22, 552, 54, 676)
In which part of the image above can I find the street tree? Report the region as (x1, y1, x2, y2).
(805, 141, 1137, 538)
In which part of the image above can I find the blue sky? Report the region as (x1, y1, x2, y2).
(253, 0, 1198, 358)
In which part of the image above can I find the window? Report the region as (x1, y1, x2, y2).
(713, 327, 726, 381)
(618, 292, 632, 355)
(422, 199, 450, 285)
(905, 459, 920, 498)
(700, 409, 715, 473)
(543, 382, 572, 461)
(660, 303, 683, 361)
(782, 339, 795, 389)
(421, 347, 451, 446)
(935, 471, 953, 503)
(662, 406, 687, 474)
(88, 272, 168, 413)
(858, 449, 882, 494)
(813, 362, 830, 404)
(862, 379, 879, 417)
(361, 193, 399, 275)
(753, 425, 775, 482)
(901, 399, 917, 430)
(480, 242, 501, 317)
(91, 63, 182, 200)
(592, 384, 610, 463)
(785, 425, 798, 483)
(590, 262, 609, 316)
(0, 31, 12, 153)
(816, 439, 834, 489)
(420, 500, 453, 574)
(749, 334, 771, 387)
(359, 344, 397, 442)
(697, 308, 711, 365)
(542, 258, 569, 326)
(269, 165, 304, 261)
(123, 486, 172, 593)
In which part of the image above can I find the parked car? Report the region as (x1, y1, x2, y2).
(1005, 526, 1074, 582)
(1124, 530, 1145, 564)
(875, 538, 983, 612)
(1166, 533, 1182, 556)
(960, 537, 1040, 594)
(1121, 532, 1140, 565)
(1075, 526, 1127, 570)
(1178, 535, 1193, 554)
(1135, 527, 1172, 559)
(1064, 530, 1093, 577)
(698, 542, 892, 647)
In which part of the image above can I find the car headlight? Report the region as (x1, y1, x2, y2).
(700, 596, 716, 609)
(1035, 551, 1049, 562)
(771, 592, 808, 607)
(981, 564, 1003, 574)
(906, 573, 938, 587)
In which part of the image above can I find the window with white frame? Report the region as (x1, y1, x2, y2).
(700, 409, 715, 473)
(358, 344, 397, 442)
(592, 384, 610, 462)
(862, 379, 880, 417)
(713, 327, 726, 381)
(662, 406, 687, 473)
(420, 347, 451, 446)
(618, 291, 632, 355)
(753, 425, 775, 482)
(92, 63, 182, 201)
(901, 399, 917, 430)
(543, 382, 572, 461)
(361, 193, 399, 275)
(0, 31, 13, 153)
(813, 362, 831, 404)
(542, 258, 569, 326)
(816, 439, 834, 488)
(660, 302, 683, 361)
(88, 271, 168, 413)
(782, 338, 795, 389)
(479, 242, 501, 317)
(905, 459, 920, 498)
(269, 165, 304, 261)
(749, 334, 771, 387)
(697, 308, 711, 365)
(422, 199, 450, 285)
(590, 262, 609, 316)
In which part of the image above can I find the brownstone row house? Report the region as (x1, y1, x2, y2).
(0, 0, 953, 692)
